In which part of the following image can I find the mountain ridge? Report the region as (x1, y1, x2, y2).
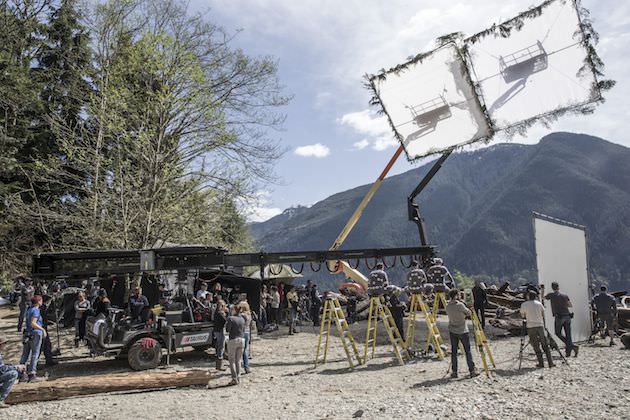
(250, 133, 630, 290)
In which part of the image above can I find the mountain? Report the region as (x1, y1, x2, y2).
(250, 133, 630, 291)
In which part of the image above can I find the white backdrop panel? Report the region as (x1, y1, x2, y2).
(534, 215, 591, 342)
(467, 0, 597, 129)
(373, 44, 491, 160)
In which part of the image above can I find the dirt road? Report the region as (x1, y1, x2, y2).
(0, 306, 628, 419)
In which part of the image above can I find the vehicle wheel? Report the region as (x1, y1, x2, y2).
(128, 340, 162, 371)
(192, 344, 212, 351)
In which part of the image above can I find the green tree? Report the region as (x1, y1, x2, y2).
(454, 270, 475, 290)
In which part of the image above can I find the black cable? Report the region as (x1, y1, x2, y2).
(382, 255, 396, 268)
(269, 264, 282, 276)
(350, 258, 360, 269)
(400, 255, 414, 269)
(289, 263, 304, 275)
(365, 258, 377, 270)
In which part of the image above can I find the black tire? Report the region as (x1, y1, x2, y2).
(128, 340, 162, 371)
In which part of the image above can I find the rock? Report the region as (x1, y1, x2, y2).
(352, 409, 364, 418)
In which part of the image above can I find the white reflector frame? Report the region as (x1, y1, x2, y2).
(533, 212, 592, 343)
(465, 0, 599, 129)
(370, 43, 492, 161)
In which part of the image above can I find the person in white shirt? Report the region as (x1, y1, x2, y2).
(270, 286, 281, 325)
(520, 292, 555, 368)
(196, 283, 209, 300)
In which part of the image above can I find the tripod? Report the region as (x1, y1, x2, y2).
(518, 320, 569, 369)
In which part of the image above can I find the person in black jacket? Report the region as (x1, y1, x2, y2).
(387, 289, 406, 339)
(93, 289, 111, 317)
(39, 295, 58, 367)
(310, 284, 322, 326)
(472, 281, 488, 329)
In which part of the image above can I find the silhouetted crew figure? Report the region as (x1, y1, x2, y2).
(472, 281, 488, 329)
(405, 260, 427, 294)
(426, 258, 455, 292)
(367, 263, 388, 297)
(592, 285, 617, 346)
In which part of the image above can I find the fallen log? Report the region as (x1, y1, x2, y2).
(6, 369, 212, 404)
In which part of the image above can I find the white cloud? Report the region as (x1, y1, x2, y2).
(294, 143, 331, 158)
(249, 207, 283, 223)
(338, 110, 390, 137)
(372, 136, 398, 151)
(338, 109, 398, 151)
(352, 139, 370, 150)
(242, 190, 283, 223)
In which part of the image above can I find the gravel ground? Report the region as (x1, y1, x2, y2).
(1, 306, 629, 420)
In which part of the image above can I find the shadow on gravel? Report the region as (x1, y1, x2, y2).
(411, 377, 451, 388)
(492, 367, 538, 377)
(260, 359, 327, 368)
(316, 360, 395, 375)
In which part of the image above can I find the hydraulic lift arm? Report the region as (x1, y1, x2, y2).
(330, 145, 404, 251)
(407, 150, 452, 246)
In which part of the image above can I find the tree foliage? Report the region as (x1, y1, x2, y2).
(0, 0, 289, 286)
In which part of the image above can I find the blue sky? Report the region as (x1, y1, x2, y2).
(192, 0, 630, 222)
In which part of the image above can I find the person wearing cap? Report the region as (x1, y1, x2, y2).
(0, 337, 26, 408)
(94, 288, 111, 317)
(445, 289, 479, 379)
(19, 295, 47, 382)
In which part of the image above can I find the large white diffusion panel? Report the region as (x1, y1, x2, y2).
(533, 213, 591, 343)
(372, 43, 491, 160)
(466, 0, 598, 129)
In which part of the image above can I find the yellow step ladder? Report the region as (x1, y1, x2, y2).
(314, 297, 362, 369)
(364, 296, 409, 366)
(470, 308, 495, 377)
(431, 291, 449, 319)
(405, 293, 446, 359)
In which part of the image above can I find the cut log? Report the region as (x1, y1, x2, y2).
(6, 369, 212, 404)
